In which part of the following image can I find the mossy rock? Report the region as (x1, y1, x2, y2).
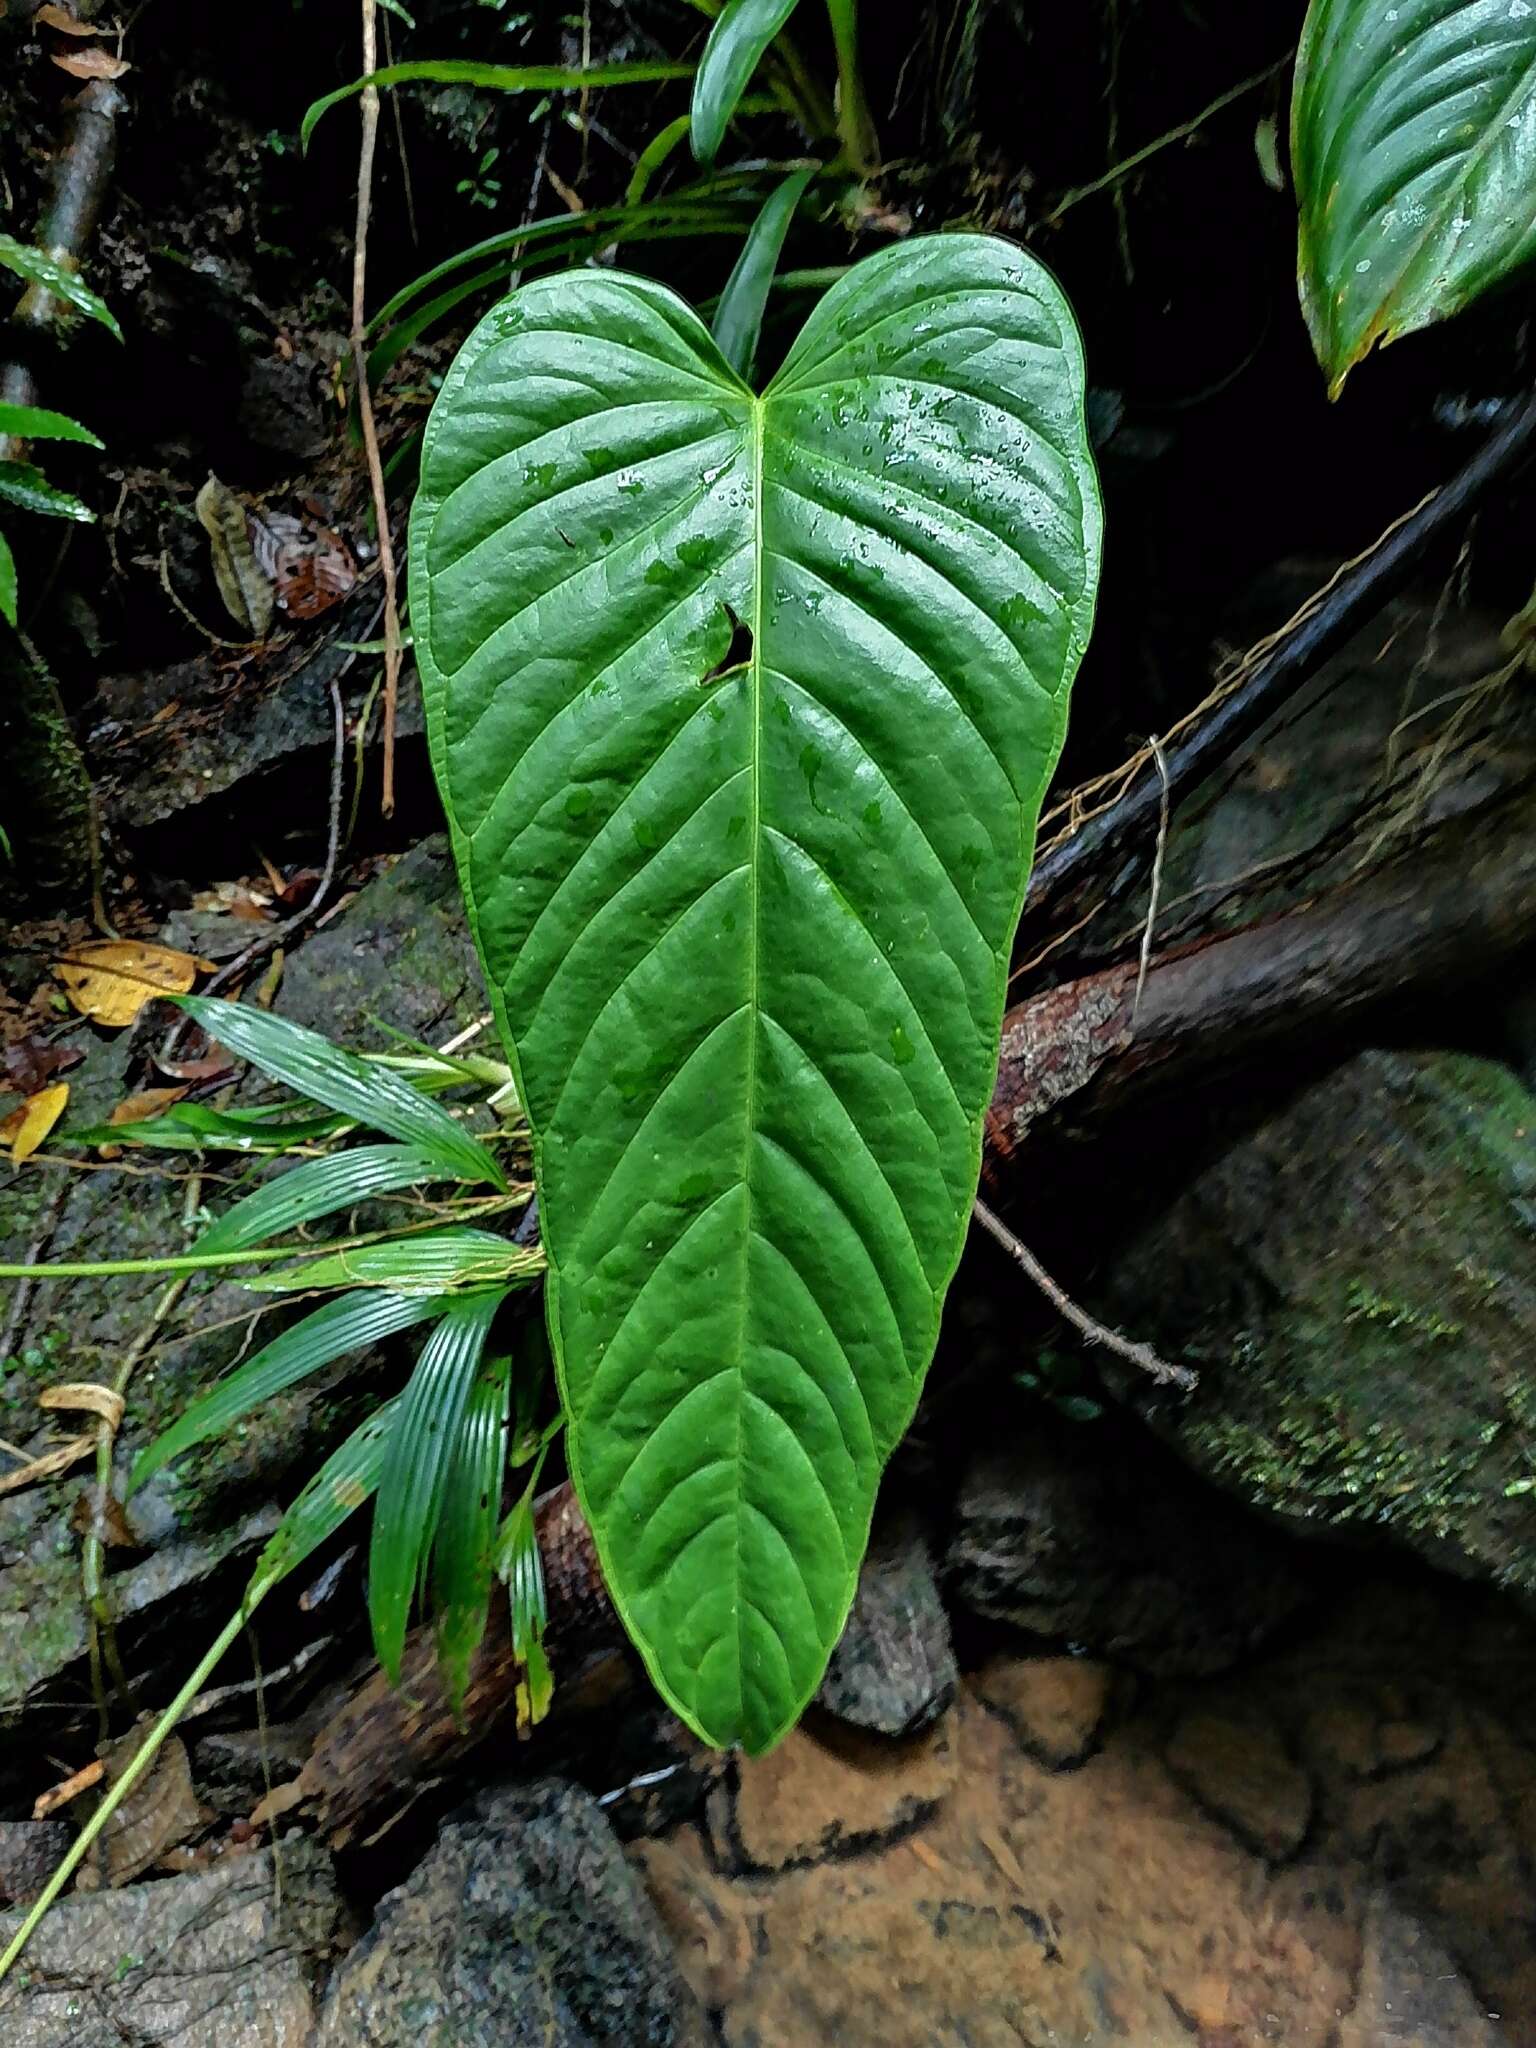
(1097, 1048, 1536, 1596)
(0, 839, 485, 1749)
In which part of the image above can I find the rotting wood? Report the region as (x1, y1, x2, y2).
(989, 776, 1536, 1163)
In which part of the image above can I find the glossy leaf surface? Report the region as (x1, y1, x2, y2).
(176, 996, 501, 1187)
(370, 1289, 504, 1678)
(192, 1141, 452, 1255)
(413, 235, 1100, 1751)
(243, 1225, 542, 1295)
(691, 0, 800, 164)
(0, 236, 122, 338)
(1294, 0, 1536, 391)
(246, 1398, 399, 1605)
(712, 166, 815, 380)
(130, 1289, 438, 1493)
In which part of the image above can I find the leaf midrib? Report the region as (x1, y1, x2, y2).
(729, 387, 768, 1737)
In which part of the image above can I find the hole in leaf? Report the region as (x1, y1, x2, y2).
(702, 604, 754, 685)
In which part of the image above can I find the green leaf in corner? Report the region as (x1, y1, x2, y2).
(244, 1226, 541, 1296)
(175, 996, 504, 1189)
(130, 1289, 439, 1495)
(691, 0, 800, 165)
(411, 235, 1101, 1752)
(432, 1344, 511, 1706)
(1293, 0, 1536, 393)
(0, 236, 123, 339)
(192, 1142, 459, 1256)
(0, 531, 15, 629)
(246, 1398, 400, 1606)
(712, 165, 815, 381)
(0, 404, 102, 447)
(0, 463, 93, 522)
(370, 1290, 504, 1680)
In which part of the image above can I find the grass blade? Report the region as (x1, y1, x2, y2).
(71, 1102, 351, 1154)
(0, 531, 15, 629)
(712, 165, 814, 379)
(367, 192, 753, 338)
(302, 60, 693, 151)
(627, 114, 694, 203)
(244, 1225, 541, 1295)
(193, 1142, 456, 1256)
(370, 1292, 504, 1679)
(432, 1345, 511, 1707)
(129, 1290, 438, 1493)
(246, 1398, 399, 1603)
(691, 0, 800, 165)
(175, 995, 503, 1188)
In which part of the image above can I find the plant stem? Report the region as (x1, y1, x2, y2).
(825, 0, 877, 174)
(351, 0, 402, 818)
(0, 1604, 250, 1984)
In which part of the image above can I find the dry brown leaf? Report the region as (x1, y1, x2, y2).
(51, 47, 130, 78)
(153, 1048, 232, 1084)
(39, 1382, 125, 1430)
(69, 1486, 139, 1548)
(251, 508, 357, 621)
(195, 474, 273, 638)
(52, 939, 204, 1027)
(36, 2, 94, 30)
(0, 1435, 94, 1498)
(3, 1034, 83, 1096)
(9, 1082, 68, 1162)
(110, 1085, 189, 1125)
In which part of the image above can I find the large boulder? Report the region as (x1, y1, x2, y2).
(0, 1837, 343, 2046)
(1096, 1046, 1536, 1595)
(314, 1778, 711, 2047)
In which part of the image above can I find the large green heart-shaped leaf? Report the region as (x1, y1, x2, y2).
(412, 235, 1100, 1751)
(1294, 0, 1536, 393)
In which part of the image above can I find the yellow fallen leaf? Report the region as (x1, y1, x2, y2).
(10, 1082, 68, 1162)
(52, 941, 204, 1028)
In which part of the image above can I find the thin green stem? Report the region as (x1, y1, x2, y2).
(825, 0, 877, 174)
(1045, 56, 1290, 225)
(0, 1199, 522, 1282)
(0, 1603, 251, 1984)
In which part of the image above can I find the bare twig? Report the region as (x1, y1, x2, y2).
(1044, 56, 1290, 226)
(972, 1196, 1194, 1389)
(1131, 732, 1169, 1029)
(351, 0, 402, 818)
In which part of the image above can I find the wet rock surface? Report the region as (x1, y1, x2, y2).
(816, 1509, 957, 1737)
(1097, 1046, 1536, 1597)
(637, 1572, 1536, 2046)
(947, 1412, 1310, 1673)
(0, 1837, 343, 2047)
(314, 1778, 710, 2047)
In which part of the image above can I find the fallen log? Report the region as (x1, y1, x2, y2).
(988, 776, 1536, 1164)
(267, 770, 1536, 1844)
(1018, 389, 1536, 946)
